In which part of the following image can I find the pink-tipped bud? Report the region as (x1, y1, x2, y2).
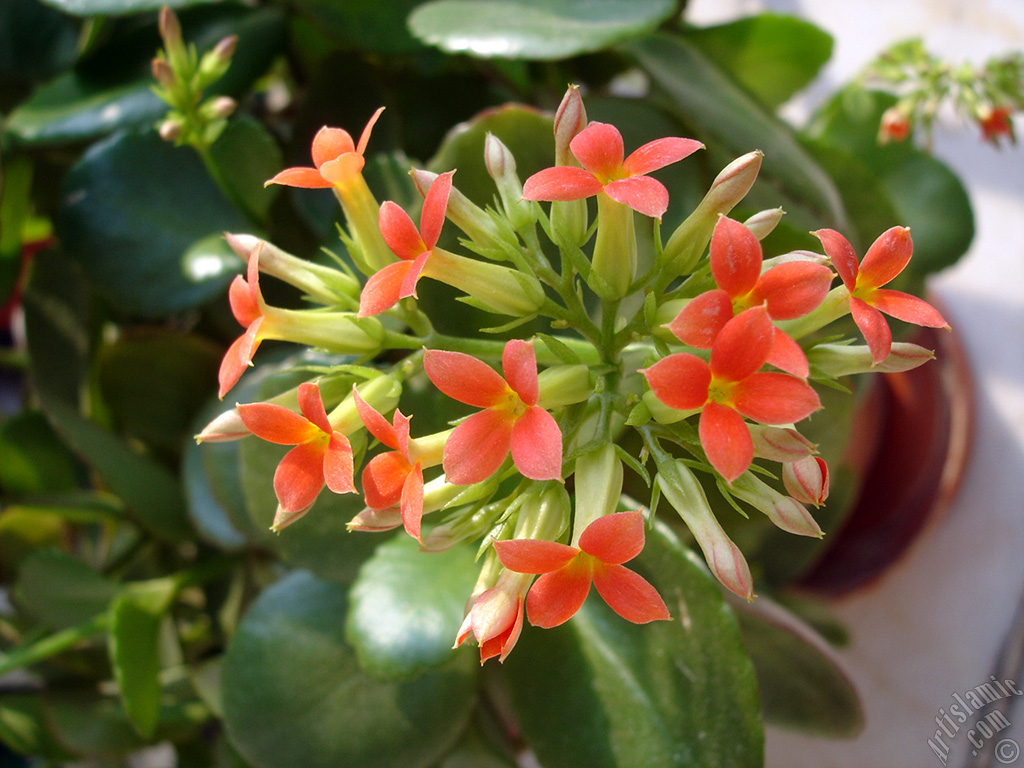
(749, 425, 817, 462)
(212, 34, 238, 64)
(730, 473, 824, 538)
(554, 85, 587, 166)
(196, 408, 250, 443)
(158, 118, 184, 142)
(159, 6, 183, 48)
(707, 536, 755, 602)
(207, 95, 236, 119)
(743, 207, 785, 240)
(807, 341, 935, 376)
(151, 58, 175, 89)
(271, 503, 311, 533)
(484, 134, 533, 231)
(783, 456, 830, 507)
(347, 506, 403, 533)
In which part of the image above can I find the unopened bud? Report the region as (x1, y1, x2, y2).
(196, 408, 250, 442)
(158, 6, 183, 49)
(807, 341, 935, 376)
(484, 134, 534, 231)
(553, 85, 587, 166)
(537, 365, 592, 409)
(743, 207, 784, 240)
(729, 472, 823, 537)
(151, 58, 175, 90)
(661, 150, 763, 275)
(212, 34, 238, 63)
(207, 96, 236, 119)
(158, 117, 184, 142)
(749, 425, 817, 462)
(782, 456, 830, 507)
(571, 443, 623, 545)
(348, 506, 403, 532)
(271, 503, 311, 533)
(198, 35, 237, 85)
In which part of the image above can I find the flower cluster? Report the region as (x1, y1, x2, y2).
(199, 87, 948, 663)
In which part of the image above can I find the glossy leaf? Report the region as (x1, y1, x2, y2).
(346, 535, 478, 679)
(222, 570, 477, 768)
(410, 0, 676, 60)
(503, 521, 763, 768)
(208, 116, 282, 223)
(0, 411, 81, 496)
(39, 0, 218, 19)
(183, 435, 249, 551)
(0, 0, 78, 82)
(14, 549, 118, 630)
(683, 14, 833, 110)
(626, 33, 849, 234)
(57, 130, 248, 317)
(733, 598, 863, 737)
(288, 0, 426, 54)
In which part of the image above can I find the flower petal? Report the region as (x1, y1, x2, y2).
(424, 349, 510, 408)
(358, 260, 413, 317)
(510, 406, 562, 481)
(494, 539, 578, 574)
(732, 372, 822, 425)
(318, 153, 365, 186)
(297, 382, 331, 434)
(274, 442, 326, 513)
(592, 564, 670, 624)
(353, 387, 399, 449)
(766, 330, 809, 379)
(668, 290, 733, 348)
(399, 251, 430, 299)
(378, 200, 426, 261)
(871, 288, 949, 328)
(228, 275, 259, 326)
(699, 402, 754, 482)
(400, 463, 424, 542)
(525, 561, 592, 628)
(360, 451, 408, 509)
(813, 229, 859, 291)
(237, 402, 318, 444)
(859, 226, 912, 289)
(355, 107, 385, 156)
(710, 216, 762, 299)
(323, 432, 355, 494)
(569, 122, 624, 180)
(443, 408, 513, 485)
(641, 353, 711, 411)
(522, 166, 604, 202)
(604, 176, 669, 219)
(578, 510, 644, 565)
(754, 262, 833, 320)
(850, 296, 892, 363)
(265, 167, 332, 189)
(311, 126, 355, 168)
(502, 339, 538, 406)
(622, 137, 703, 176)
(709, 306, 774, 383)
(217, 319, 262, 399)
(420, 171, 453, 251)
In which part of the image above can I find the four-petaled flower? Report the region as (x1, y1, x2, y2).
(358, 171, 453, 317)
(424, 339, 562, 485)
(493, 510, 670, 628)
(814, 226, 948, 363)
(236, 381, 355, 528)
(522, 121, 703, 219)
(353, 387, 425, 542)
(265, 108, 384, 189)
(669, 216, 833, 378)
(643, 306, 822, 482)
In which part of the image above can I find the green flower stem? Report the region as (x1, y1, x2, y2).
(0, 614, 111, 678)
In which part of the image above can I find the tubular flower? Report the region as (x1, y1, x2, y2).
(455, 570, 532, 663)
(643, 307, 822, 482)
(358, 172, 453, 316)
(522, 121, 703, 219)
(353, 387, 441, 542)
(424, 339, 562, 485)
(493, 511, 670, 629)
(236, 382, 355, 527)
(669, 216, 833, 378)
(265, 108, 384, 190)
(813, 226, 949, 363)
(219, 244, 271, 398)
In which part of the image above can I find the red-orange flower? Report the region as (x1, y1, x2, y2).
(265, 108, 384, 189)
(814, 226, 948, 363)
(424, 339, 562, 485)
(978, 105, 1014, 144)
(643, 307, 822, 482)
(493, 511, 669, 629)
(669, 216, 833, 378)
(455, 571, 531, 663)
(358, 171, 452, 317)
(522, 121, 703, 219)
(236, 382, 355, 523)
(219, 245, 268, 399)
(353, 388, 425, 542)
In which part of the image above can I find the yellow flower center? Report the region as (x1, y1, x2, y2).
(707, 377, 737, 406)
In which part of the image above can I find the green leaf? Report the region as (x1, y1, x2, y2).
(0, 154, 33, 307)
(0, 0, 78, 83)
(625, 33, 850, 234)
(222, 570, 477, 768)
(734, 598, 863, 737)
(0, 694, 76, 761)
(183, 436, 249, 551)
(0, 411, 81, 496)
(208, 116, 283, 223)
(410, 0, 676, 60)
(503, 521, 763, 768)
(346, 536, 478, 680)
(57, 130, 248, 317)
(683, 14, 833, 110)
(39, 0, 218, 19)
(14, 549, 118, 630)
(288, 0, 427, 54)
(108, 580, 178, 739)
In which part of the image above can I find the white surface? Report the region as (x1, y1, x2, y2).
(685, 1, 1024, 766)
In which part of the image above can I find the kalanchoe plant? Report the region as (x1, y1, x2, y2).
(199, 84, 949, 663)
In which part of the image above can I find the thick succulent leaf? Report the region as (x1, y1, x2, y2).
(14, 549, 118, 630)
(410, 0, 676, 60)
(222, 570, 477, 768)
(503, 521, 763, 768)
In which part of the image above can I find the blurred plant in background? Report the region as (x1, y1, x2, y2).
(0, 0, 981, 766)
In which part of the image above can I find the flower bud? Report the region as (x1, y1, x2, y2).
(198, 35, 237, 86)
(807, 341, 935, 376)
(571, 443, 623, 544)
(426, 248, 544, 317)
(455, 569, 531, 663)
(151, 58, 176, 90)
(484, 134, 535, 231)
(590, 194, 636, 299)
(347, 506, 403, 532)
(729, 472, 823, 537)
(748, 425, 817, 462)
(158, 117, 184, 143)
(271, 502, 311, 532)
(656, 459, 753, 599)
(782, 456, 830, 507)
(159, 6, 183, 50)
(511, 483, 571, 543)
(206, 96, 236, 119)
(196, 408, 250, 442)
(743, 207, 784, 240)
(661, 150, 763, 275)
(554, 85, 587, 166)
(537, 364, 592, 409)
